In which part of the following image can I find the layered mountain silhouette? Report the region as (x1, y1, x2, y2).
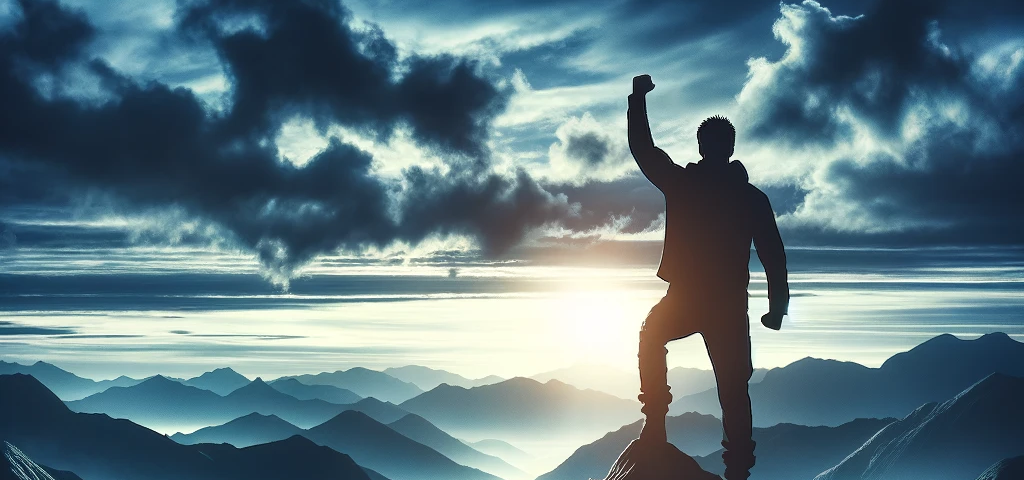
(278, 367, 423, 403)
(2, 441, 83, 480)
(384, 365, 503, 390)
(304, 410, 499, 480)
(388, 413, 527, 479)
(164, 408, 502, 480)
(671, 332, 1024, 426)
(170, 413, 304, 447)
(67, 374, 227, 429)
(191, 435, 374, 480)
(0, 360, 140, 401)
(67, 376, 355, 429)
(269, 377, 362, 404)
(693, 418, 895, 479)
(814, 373, 1024, 480)
(222, 378, 352, 426)
(467, 439, 534, 470)
(1, 374, 370, 480)
(341, 397, 412, 423)
(183, 368, 250, 396)
(976, 455, 1024, 480)
(538, 413, 730, 480)
(531, 364, 767, 400)
(400, 377, 640, 440)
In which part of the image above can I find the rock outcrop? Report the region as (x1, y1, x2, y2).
(601, 440, 720, 480)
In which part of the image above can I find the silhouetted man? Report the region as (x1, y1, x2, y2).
(627, 74, 789, 480)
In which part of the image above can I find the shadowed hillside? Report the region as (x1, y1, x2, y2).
(814, 373, 1024, 480)
(304, 410, 499, 480)
(389, 413, 527, 479)
(2, 441, 83, 480)
(0, 374, 371, 480)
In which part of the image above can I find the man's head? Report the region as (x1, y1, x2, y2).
(697, 115, 735, 160)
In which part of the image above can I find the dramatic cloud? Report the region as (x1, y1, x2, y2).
(0, 0, 577, 282)
(543, 113, 632, 184)
(737, 0, 1024, 244)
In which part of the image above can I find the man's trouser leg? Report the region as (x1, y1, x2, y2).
(637, 295, 696, 443)
(704, 316, 755, 480)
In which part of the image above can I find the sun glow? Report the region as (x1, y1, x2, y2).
(552, 289, 648, 365)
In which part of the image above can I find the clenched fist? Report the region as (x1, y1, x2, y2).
(633, 74, 655, 95)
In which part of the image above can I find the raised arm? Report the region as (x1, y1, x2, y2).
(752, 189, 789, 330)
(628, 75, 680, 191)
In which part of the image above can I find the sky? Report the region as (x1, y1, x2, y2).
(0, 0, 1022, 381)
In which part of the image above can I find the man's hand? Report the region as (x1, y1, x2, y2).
(633, 74, 655, 95)
(761, 311, 785, 331)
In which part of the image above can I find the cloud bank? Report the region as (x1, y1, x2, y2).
(0, 0, 573, 282)
(738, 0, 1024, 244)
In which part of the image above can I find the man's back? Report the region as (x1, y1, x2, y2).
(658, 160, 783, 313)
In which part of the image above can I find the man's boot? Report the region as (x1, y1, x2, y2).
(637, 391, 670, 444)
(721, 440, 755, 480)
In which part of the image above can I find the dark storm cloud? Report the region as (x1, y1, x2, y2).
(549, 175, 664, 234)
(740, 0, 1024, 245)
(565, 131, 612, 167)
(0, 0, 573, 281)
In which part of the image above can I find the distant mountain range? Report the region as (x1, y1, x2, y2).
(169, 409, 520, 480)
(182, 367, 250, 396)
(340, 397, 412, 423)
(468, 439, 534, 469)
(269, 377, 362, 404)
(671, 332, 1024, 427)
(384, 365, 504, 391)
(0, 374, 375, 480)
(304, 410, 499, 480)
(530, 364, 767, 400)
(814, 373, 1024, 480)
(277, 367, 423, 403)
(399, 376, 641, 441)
(0, 360, 141, 401)
(67, 375, 353, 429)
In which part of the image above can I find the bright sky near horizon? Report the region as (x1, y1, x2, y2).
(0, 0, 1022, 380)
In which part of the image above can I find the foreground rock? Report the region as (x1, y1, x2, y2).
(601, 440, 720, 480)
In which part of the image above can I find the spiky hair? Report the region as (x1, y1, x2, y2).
(697, 115, 736, 159)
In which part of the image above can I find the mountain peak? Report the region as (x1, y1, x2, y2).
(957, 372, 1022, 401)
(141, 374, 176, 385)
(978, 332, 1014, 343)
(322, 408, 377, 428)
(229, 377, 280, 397)
(0, 373, 70, 418)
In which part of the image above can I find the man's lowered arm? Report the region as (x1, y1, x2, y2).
(753, 190, 789, 330)
(628, 75, 680, 191)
